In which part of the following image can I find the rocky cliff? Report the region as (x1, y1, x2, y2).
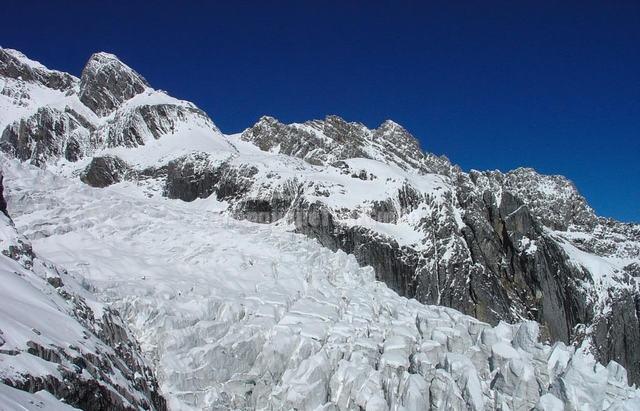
(1, 47, 639, 409)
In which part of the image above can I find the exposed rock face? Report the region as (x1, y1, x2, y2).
(372, 119, 425, 170)
(81, 155, 131, 187)
(79, 52, 149, 117)
(1, 107, 93, 166)
(293, 200, 421, 296)
(240, 115, 425, 169)
(501, 167, 597, 230)
(0, 171, 7, 217)
(592, 291, 640, 385)
(0, 48, 77, 91)
(458, 188, 590, 341)
(164, 153, 221, 201)
(164, 153, 257, 202)
(96, 103, 215, 148)
(1, 47, 639, 389)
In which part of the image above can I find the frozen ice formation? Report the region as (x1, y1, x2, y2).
(1, 47, 639, 409)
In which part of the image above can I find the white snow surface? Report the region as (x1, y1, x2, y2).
(2, 47, 640, 410)
(0, 383, 80, 410)
(5, 157, 640, 410)
(0, 208, 155, 410)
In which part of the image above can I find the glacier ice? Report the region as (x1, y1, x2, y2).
(4, 158, 640, 410)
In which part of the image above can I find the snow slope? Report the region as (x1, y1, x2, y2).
(5, 157, 640, 410)
(2, 47, 640, 410)
(0, 383, 80, 411)
(0, 191, 164, 410)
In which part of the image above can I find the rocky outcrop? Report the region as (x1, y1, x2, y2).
(0, 171, 7, 218)
(164, 153, 257, 202)
(372, 119, 425, 170)
(1, 107, 93, 166)
(0, 48, 77, 91)
(591, 291, 640, 385)
(81, 155, 132, 187)
(79, 52, 148, 117)
(96, 103, 216, 148)
(240, 115, 426, 169)
(293, 201, 421, 296)
(502, 167, 597, 230)
(459, 188, 591, 341)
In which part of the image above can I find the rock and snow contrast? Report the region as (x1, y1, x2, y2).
(0, 47, 639, 410)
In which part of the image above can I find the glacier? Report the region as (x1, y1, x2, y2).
(1, 47, 640, 410)
(4, 157, 640, 410)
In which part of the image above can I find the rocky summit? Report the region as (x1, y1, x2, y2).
(0, 47, 639, 410)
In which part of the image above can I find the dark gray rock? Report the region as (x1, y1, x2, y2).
(79, 52, 149, 117)
(164, 153, 258, 202)
(164, 153, 219, 201)
(592, 291, 640, 385)
(623, 263, 640, 277)
(0, 107, 93, 166)
(3, 302, 167, 411)
(81, 155, 132, 188)
(502, 167, 597, 230)
(458, 189, 591, 341)
(241, 115, 426, 169)
(0, 171, 8, 218)
(292, 201, 421, 296)
(0, 48, 77, 91)
(98, 104, 214, 148)
(235, 180, 301, 224)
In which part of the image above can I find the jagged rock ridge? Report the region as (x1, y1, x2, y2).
(1, 47, 639, 409)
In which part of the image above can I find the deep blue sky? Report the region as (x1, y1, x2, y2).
(2, 1, 639, 222)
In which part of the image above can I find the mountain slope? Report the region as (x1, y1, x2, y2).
(0, 47, 639, 409)
(0, 169, 166, 410)
(6, 156, 640, 410)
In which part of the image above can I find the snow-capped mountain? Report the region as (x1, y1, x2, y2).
(1, 47, 639, 410)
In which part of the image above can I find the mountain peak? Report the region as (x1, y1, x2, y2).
(79, 51, 149, 117)
(371, 119, 424, 169)
(1, 48, 48, 70)
(84, 51, 144, 74)
(256, 115, 281, 125)
(0, 47, 77, 90)
(503, 167, 596, 230)
(89, 51, 121, 61)
(379, 118, 403, 129)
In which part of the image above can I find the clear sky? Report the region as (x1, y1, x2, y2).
(2, 1, 639, 222)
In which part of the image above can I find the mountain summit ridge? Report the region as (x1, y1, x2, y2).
(1, 47, 639, 409)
